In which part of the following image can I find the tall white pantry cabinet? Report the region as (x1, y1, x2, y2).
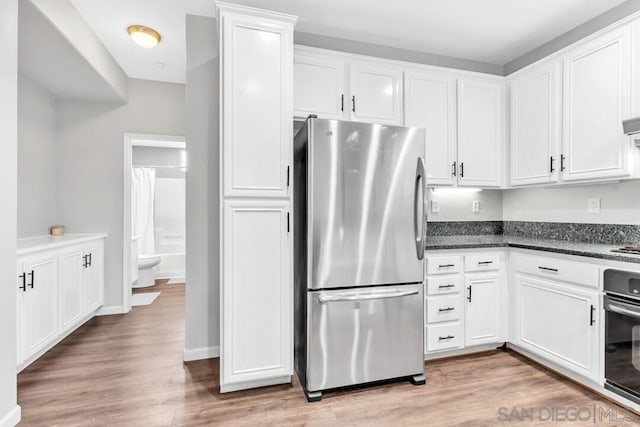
(217, 2, 298, 393)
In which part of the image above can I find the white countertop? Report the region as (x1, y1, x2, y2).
(17, 233, 107, 256)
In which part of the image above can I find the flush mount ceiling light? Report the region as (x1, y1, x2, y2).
(127, 25, 161, 48)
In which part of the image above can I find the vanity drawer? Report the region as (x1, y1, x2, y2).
(426, 275, 462, 295)
(426, 295, 461, 324)
(464, 253, 500, 272)
(513, 253, 599, 289)
(426, 322, 463, 352)
(426, 256, 462, 275)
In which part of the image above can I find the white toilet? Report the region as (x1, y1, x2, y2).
(135, 254, 161, 288)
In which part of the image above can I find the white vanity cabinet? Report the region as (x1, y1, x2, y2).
(512, 252, 600, 382)
(218, 2, 296, 393)
(16, 234, 105, 371)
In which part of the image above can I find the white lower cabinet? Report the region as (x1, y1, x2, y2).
(464, 273, 501, 346)
(515, 274, 599, 381)
(17, 253, 59, 362)
(425, 252, 503, 356)
(221, 201, 292, 390)
(16, 236, 105, 370)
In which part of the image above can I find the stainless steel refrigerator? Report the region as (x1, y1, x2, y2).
(294, 116, 427, 402)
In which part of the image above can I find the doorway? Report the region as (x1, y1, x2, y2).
(123, 134, 186, 312)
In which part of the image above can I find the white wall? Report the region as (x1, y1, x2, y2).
(0, 0, 20, 425)
(185, 15, 220, 359)
(427, 188, 503, 222)
(17, 74, 57, 237)
(55, 79, 185, 310)
(503, 181, 640, 225)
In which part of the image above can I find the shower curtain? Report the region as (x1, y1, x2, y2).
(132, 167, 156, 255)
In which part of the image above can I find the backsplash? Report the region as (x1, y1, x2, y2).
(427, 221, 503, 236)
(504, 221, 640, 245)
(428, 220, 640, 245)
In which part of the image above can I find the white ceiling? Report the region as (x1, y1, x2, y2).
(70, 0, 216, 84)
(71, 0, 628, 83)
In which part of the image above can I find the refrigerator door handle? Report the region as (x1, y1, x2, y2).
(413, 157, 427, 260)
(318, 289, 420, 303)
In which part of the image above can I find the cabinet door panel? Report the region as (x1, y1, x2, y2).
(510, 61, 561, 186)
(563, 27, 631, 181)
(516, 275, 599, 380)
(222, 201, 292, 386)
(222, 15, 293, 198)
(349, 64, 403, 125)
(59, 247, 84, 330)
(83, 242, 104, 315)
(465, 273, 501, 346)
(405, 72, 456, 186)
(457, 79, 503, 187)
(294, 55, 345, 119)
(23, 253, 58, 358)
(16, 261, 25, 365)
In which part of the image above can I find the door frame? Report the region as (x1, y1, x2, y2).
(122, 133, 186, 313)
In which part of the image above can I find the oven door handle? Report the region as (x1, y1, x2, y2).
(318, 289, 419, 303)
(607, 302, 640, 319)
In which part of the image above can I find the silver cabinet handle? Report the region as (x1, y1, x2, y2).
(318, 289, 419, 303)
(607, 303, 640, 319)
(413, 157, 426, 261)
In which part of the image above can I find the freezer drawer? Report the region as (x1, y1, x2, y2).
(306, 284, 424, 392)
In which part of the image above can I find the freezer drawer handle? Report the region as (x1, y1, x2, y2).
(318, 289, 419, 303)
(438, 335, 455, 341)
(438, 307, 455, 312)
(438, 284, 455, 289)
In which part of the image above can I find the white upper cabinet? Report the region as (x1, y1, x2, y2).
(294, 55, 346, 120)
(405, 72, 457, 186)
(562, 25, 632, 182)
(457, 78, 504, 187)
(349, 63, 403, 125)
(509, 61, 562, 186)
(221, 11, 294, 198)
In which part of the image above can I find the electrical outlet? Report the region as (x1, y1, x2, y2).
(587, 198, 601, 213)
(431, 200, 440, 213)
(472, 200, 480, 213)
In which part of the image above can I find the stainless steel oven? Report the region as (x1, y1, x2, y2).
(604, 269, 640, 404)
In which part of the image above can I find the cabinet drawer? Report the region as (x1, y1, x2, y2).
(426, 256, 462, 275)
(426, 296, 461, 324)
(426, 322, 463, 352)
(464, 253, 500, 272)
(426, 275, 462, 295)
(513, 253, 599, 289)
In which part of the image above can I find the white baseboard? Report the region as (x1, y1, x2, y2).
(0, 405, 21, 427)
(96, 305, 125, 316)
(183, 345, 220, 362)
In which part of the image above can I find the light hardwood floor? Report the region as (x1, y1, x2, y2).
(17, 282, 640, 426)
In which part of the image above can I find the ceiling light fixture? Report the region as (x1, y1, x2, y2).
(127, 25, 161, 48)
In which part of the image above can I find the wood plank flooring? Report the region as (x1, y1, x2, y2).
(17, 282, 640, 426)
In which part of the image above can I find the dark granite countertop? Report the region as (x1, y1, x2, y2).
(424, 235, 640, 264)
